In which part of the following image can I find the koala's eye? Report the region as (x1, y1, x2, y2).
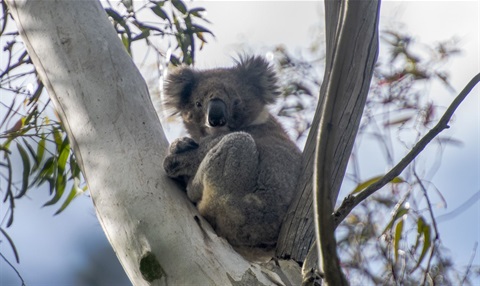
(233, 99, 241, 106)
(195, 101, 202, 108)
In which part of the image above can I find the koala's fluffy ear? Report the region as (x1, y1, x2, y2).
(235, 56, 280, 104)
(163, 67, 196, 114)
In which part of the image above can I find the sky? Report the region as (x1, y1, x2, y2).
(377, 1, 479, 272)
(1, 1, 479, 285)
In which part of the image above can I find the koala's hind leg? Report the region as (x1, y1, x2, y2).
(187, 132, 259, 209)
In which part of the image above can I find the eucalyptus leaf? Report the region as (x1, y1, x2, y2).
(191, 24, 213, 35)
(22, 138, 39, 166)
(15, 143, 30, 199)
(69, 154, 81, 179)
(3, 155, 14, 227)
(105, 8, 123, 23)
(351, 175, 405, 195)
(394, 219, 404, 262)
(132, 28, 150, 42)
(34, 135, 46, 171)
(34, 157, 55, 187)
(57, 138, 70, 173)
(417, 219, 432, 269)
(54, 178, 82, 215)
(0, 228, 19, 263)
(382, 207, 409, 235)
(52, 128, 62, 151)
(151, 5, 170, 22)
(121, 33, 131, 55)
(171, 0, 187, 14)
(43, 172, 66, 207)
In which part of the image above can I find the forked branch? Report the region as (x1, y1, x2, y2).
(333, 73, 480, 228)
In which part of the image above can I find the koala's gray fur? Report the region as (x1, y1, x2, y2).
(163, 56, 301, 249)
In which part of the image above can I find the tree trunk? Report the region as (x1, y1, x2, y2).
(276, 0, 380, 267)
(9, 0, 381, 284)
(313, 1, 380, 283)
(7, 0, 300, 285)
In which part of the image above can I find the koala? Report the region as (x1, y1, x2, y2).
(163, 56, 301, 250)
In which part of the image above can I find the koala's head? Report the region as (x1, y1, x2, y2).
(164, 56, 280, 141)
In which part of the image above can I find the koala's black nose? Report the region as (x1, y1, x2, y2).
(207, 98, 227, 127)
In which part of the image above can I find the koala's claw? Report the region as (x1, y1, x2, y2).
(164, 138, 199, 178)
(163, 154, 182, 177)
(169, 137, 199, 154)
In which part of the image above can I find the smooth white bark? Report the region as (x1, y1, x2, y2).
(7, 0, 295, 284)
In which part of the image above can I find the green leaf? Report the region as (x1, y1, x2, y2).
(69, 154, 81, 179)
(169, 54, 181, 66)
(412, 217, 425, 254)
(391, 177, 405, 184)
(121, 0, 133, 13)
(394, 219, 404, 263)
(189, 7, 210, 23)
(34, 157, 55, 187)
(414, 217, 432, 269)
(173, 13, 181, 33)
(191, 24, 213, 35)
(3, 155, 14, 227)
(15, 143, 30, 199)
(57, 137, 70, 173)
(351, 175, 405, 195)
(34, 135, 46, 172)
(46, 177, 55, 196)
(171, 0, 187, 14)
(105, 8, 133, 52)
(54, 178, 82, 215)
(43, 172, 66, 207)
(188, 7, 205, 17)
(121, 33, 131, 55)
(1, 136, 12, 151)
(105, 8, 124, 23)
(155, 0, 166, 7)
(52, 128, 62, 151)
(0, 228, 19, 263)
(151, 5, 170, 22)
(132, 28, 151, 42)
(22, 138, 38, 166)
(23, 106, 38, 126)
(382, 207, 409, 235)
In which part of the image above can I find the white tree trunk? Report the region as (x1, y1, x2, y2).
(7, 0, 298, 284)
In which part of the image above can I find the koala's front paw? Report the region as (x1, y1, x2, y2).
(164, 153, 184, 178)
(164, 138, 199, 178)
(169, 137, 199, 154)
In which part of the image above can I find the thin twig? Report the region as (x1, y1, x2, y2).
(414, 170, 439, 286)
(333, 73, 480, 227)
(460, 242, 478, 285)
(413, 171, 439, 238)
(0, 251, 25, 286)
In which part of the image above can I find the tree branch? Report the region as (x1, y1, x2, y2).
(0, 249, 25, 286)
(460, 242, 478, 285)
(333, 73, 480, 228)
(413, 170, 439, 286)
(314, 1, 380, 285)
(276, 0, 381, 267)
(7, 0, 301, 284)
